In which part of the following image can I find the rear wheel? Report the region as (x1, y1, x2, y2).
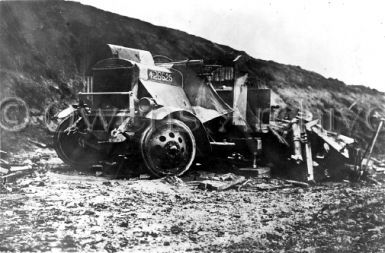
(53, 116, 104, 168)
(140, 119, 196, 177)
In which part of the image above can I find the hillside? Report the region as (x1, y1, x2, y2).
(0, 0, 384, 154)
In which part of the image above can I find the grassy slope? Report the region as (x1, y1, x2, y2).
(0, 1, 384, 153)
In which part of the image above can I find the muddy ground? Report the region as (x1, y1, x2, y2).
(1, 148, 385, 252)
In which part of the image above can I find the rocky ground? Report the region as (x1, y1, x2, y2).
(1, 148, 385, 252)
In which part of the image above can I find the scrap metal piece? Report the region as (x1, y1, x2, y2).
(198, 176, 246, 191)
(303, 131, 314, 181)
(232, 73, 248, 126)
(9, 165, 33, 172)
(362, 117, 384, 172)
(107, 44, 155, 66)
(268, 126, 289, 146)
(284, 179, 309, 188)
(0, 166, 9, 174)
(291, 120, 303, 162)
(56, 105, 77, 119)
(307, 123, 353, 159)
(192, 106, 224, 123)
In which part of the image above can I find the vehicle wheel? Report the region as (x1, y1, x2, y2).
(140, 119, 196, 177)
(53, 116, 104, 168)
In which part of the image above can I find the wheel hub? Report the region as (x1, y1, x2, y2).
(164, 141, 181, 158)
(147, 128, 188, 165)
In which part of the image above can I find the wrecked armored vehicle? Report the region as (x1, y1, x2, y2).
(54, 44, 356, 180)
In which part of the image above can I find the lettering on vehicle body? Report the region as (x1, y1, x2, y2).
(148, 69, 173, 83)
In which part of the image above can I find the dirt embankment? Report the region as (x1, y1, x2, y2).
(0, 1, 384, 153)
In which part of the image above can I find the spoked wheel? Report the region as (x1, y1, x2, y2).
(53, 117, 105, 168)
(140, 119, 196, 177)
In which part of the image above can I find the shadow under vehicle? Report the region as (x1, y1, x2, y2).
(54, 44, 356, 180)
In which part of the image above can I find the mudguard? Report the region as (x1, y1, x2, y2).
(145, 106, 212, 155)
(144, 106, 186, 120)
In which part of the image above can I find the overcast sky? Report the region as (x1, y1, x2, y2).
(78, 0, 385, 92)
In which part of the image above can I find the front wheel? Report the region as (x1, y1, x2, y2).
(53, 116, 105, 168)
(140, 119, 196, 177)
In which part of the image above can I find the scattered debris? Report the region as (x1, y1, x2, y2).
(44, 157, 63, 165)
(170, 225, 183, 235)
(160, 175, 185, 186)
(0, 167, 9, 175)
(102, 181, 112, 186)
(237, 178, 251, 191)
(0, 153, 37, 184)
(27, 138, 47, 148)
(1, 145, 385, 252)
(139, 174, 151, 180)
(2, 156, 385, 252)
(198, 176, 246, 191)
(238, 167, 271, 178)
(0, 151, 10, 176)
(366, 177, 382, 185)
(9, 165, 33, 172)
(284, 179, 310, 188)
